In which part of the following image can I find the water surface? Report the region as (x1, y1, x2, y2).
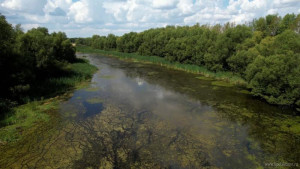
(1, 54, 299, 169)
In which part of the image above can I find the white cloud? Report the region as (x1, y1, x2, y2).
(22, 23, 40, 30)
(44, 0, 71, 15)
(274, 0, 300, 7)
(0, 0, 299, 37)
(152, 0, 177, 9)
(177, 0, 195, 15)
(1, 0, 47, 14)
(267, 8, 278, 15)
(68, 0, 92, 23)
(1, 0, 22, 10)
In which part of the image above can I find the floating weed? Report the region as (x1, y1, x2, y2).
(61, 102, 85, 118)
(64, 111, 77, 118)
(71, 113, 77, 117)
(197, 84, 208, 88)
(239, 90, 251, 95)
(212, 86, 219, 90)
(99, 75, 114, 79)
(86, 97, 103, 104)
(195, 76, 214, 81)
(148, 72, 159, 76)
(0, 100, 55, 142)
(279, 116, 300, 134)
(84, 87, 100, 92)
(135, 64, 144, 67)
(222, 149, 233, 157)
(181, 87, 196, 92)
(211, 81, 234, 87)
(206, 100, 218, 106)
(76, 96, 81, 100)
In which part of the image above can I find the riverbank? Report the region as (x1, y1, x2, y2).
(0, 59, 97, 143)
(76, 45, 247, 86)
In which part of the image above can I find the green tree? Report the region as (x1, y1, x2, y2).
(0, 14, 17, 96)
(227, 31, 263, 74)
(279, 13, 297, 33)
(52, 32, 76, 62)
(204, 25, 252, 71)
(117, 32, 139, 53)
(106, 34, 117, 50)
(245, 54, 300, 105)
(265, 14, 281, 36)
(253, 17, 267, 35)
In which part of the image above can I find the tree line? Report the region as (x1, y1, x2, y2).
(0, 14, 76, 112)
(73, 13, 300, 108)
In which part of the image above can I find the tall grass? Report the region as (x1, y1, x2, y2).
(77, 46, 246, 86)
(28, 59, 98, 100)
(0, 58, 97, 142)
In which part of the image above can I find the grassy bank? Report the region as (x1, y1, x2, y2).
(0, 59, 97, 143)
(76, 45, 246, 86)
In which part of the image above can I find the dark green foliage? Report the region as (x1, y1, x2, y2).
(52, 32, 76, 63)
(106, 34, 117, 49)
(245, 54, 300, 105)
(265, 14, 281, 36)
(0, 14, 77, 115)
(0, 15, 19, 97)
(117, 32, 140, 53)
(227, 31, 263, 74)
(279, 13, 297, 34)
(75, 13, 300, 108)
(245, 30, 300, 106)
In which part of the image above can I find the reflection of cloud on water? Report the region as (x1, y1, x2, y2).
(90, 65, 217, 132)
(156, 90, 164, 99)
(136, 77, 144, 86)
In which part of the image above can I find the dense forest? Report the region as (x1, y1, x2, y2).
(73, 13, 300, 109)
(0, 14, 77, 115)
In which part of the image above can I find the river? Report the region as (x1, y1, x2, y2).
(1, 53, 299, 169)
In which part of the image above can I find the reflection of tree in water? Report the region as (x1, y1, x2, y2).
(66, 105, 212, 169)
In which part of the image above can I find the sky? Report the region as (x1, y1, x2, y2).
(0, 0, 299, 37)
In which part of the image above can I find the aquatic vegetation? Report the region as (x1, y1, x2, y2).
(0, 59, 97, 142)
(238, 90, 251, 95)
(65, 105, 218, 168)
(0, 99, 55, 142)
(212, 86, 219, 90)
(148, 71, 159, 76)
(181, 86, 196, 92)
(86, 97, 103, 104)
(211, 81, 234, 87)
(84, 87, 101, 92)
(195, 76, 214, 81)
(99, 75, 115, 79)
(61, 102, 85, 118)
(1, 54, 299, 168)
(216, 102, 300, 165)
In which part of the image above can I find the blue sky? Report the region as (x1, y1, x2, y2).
(0, 0, 299, 37)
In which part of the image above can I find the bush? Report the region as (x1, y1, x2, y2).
(245, 54, 300, 105)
